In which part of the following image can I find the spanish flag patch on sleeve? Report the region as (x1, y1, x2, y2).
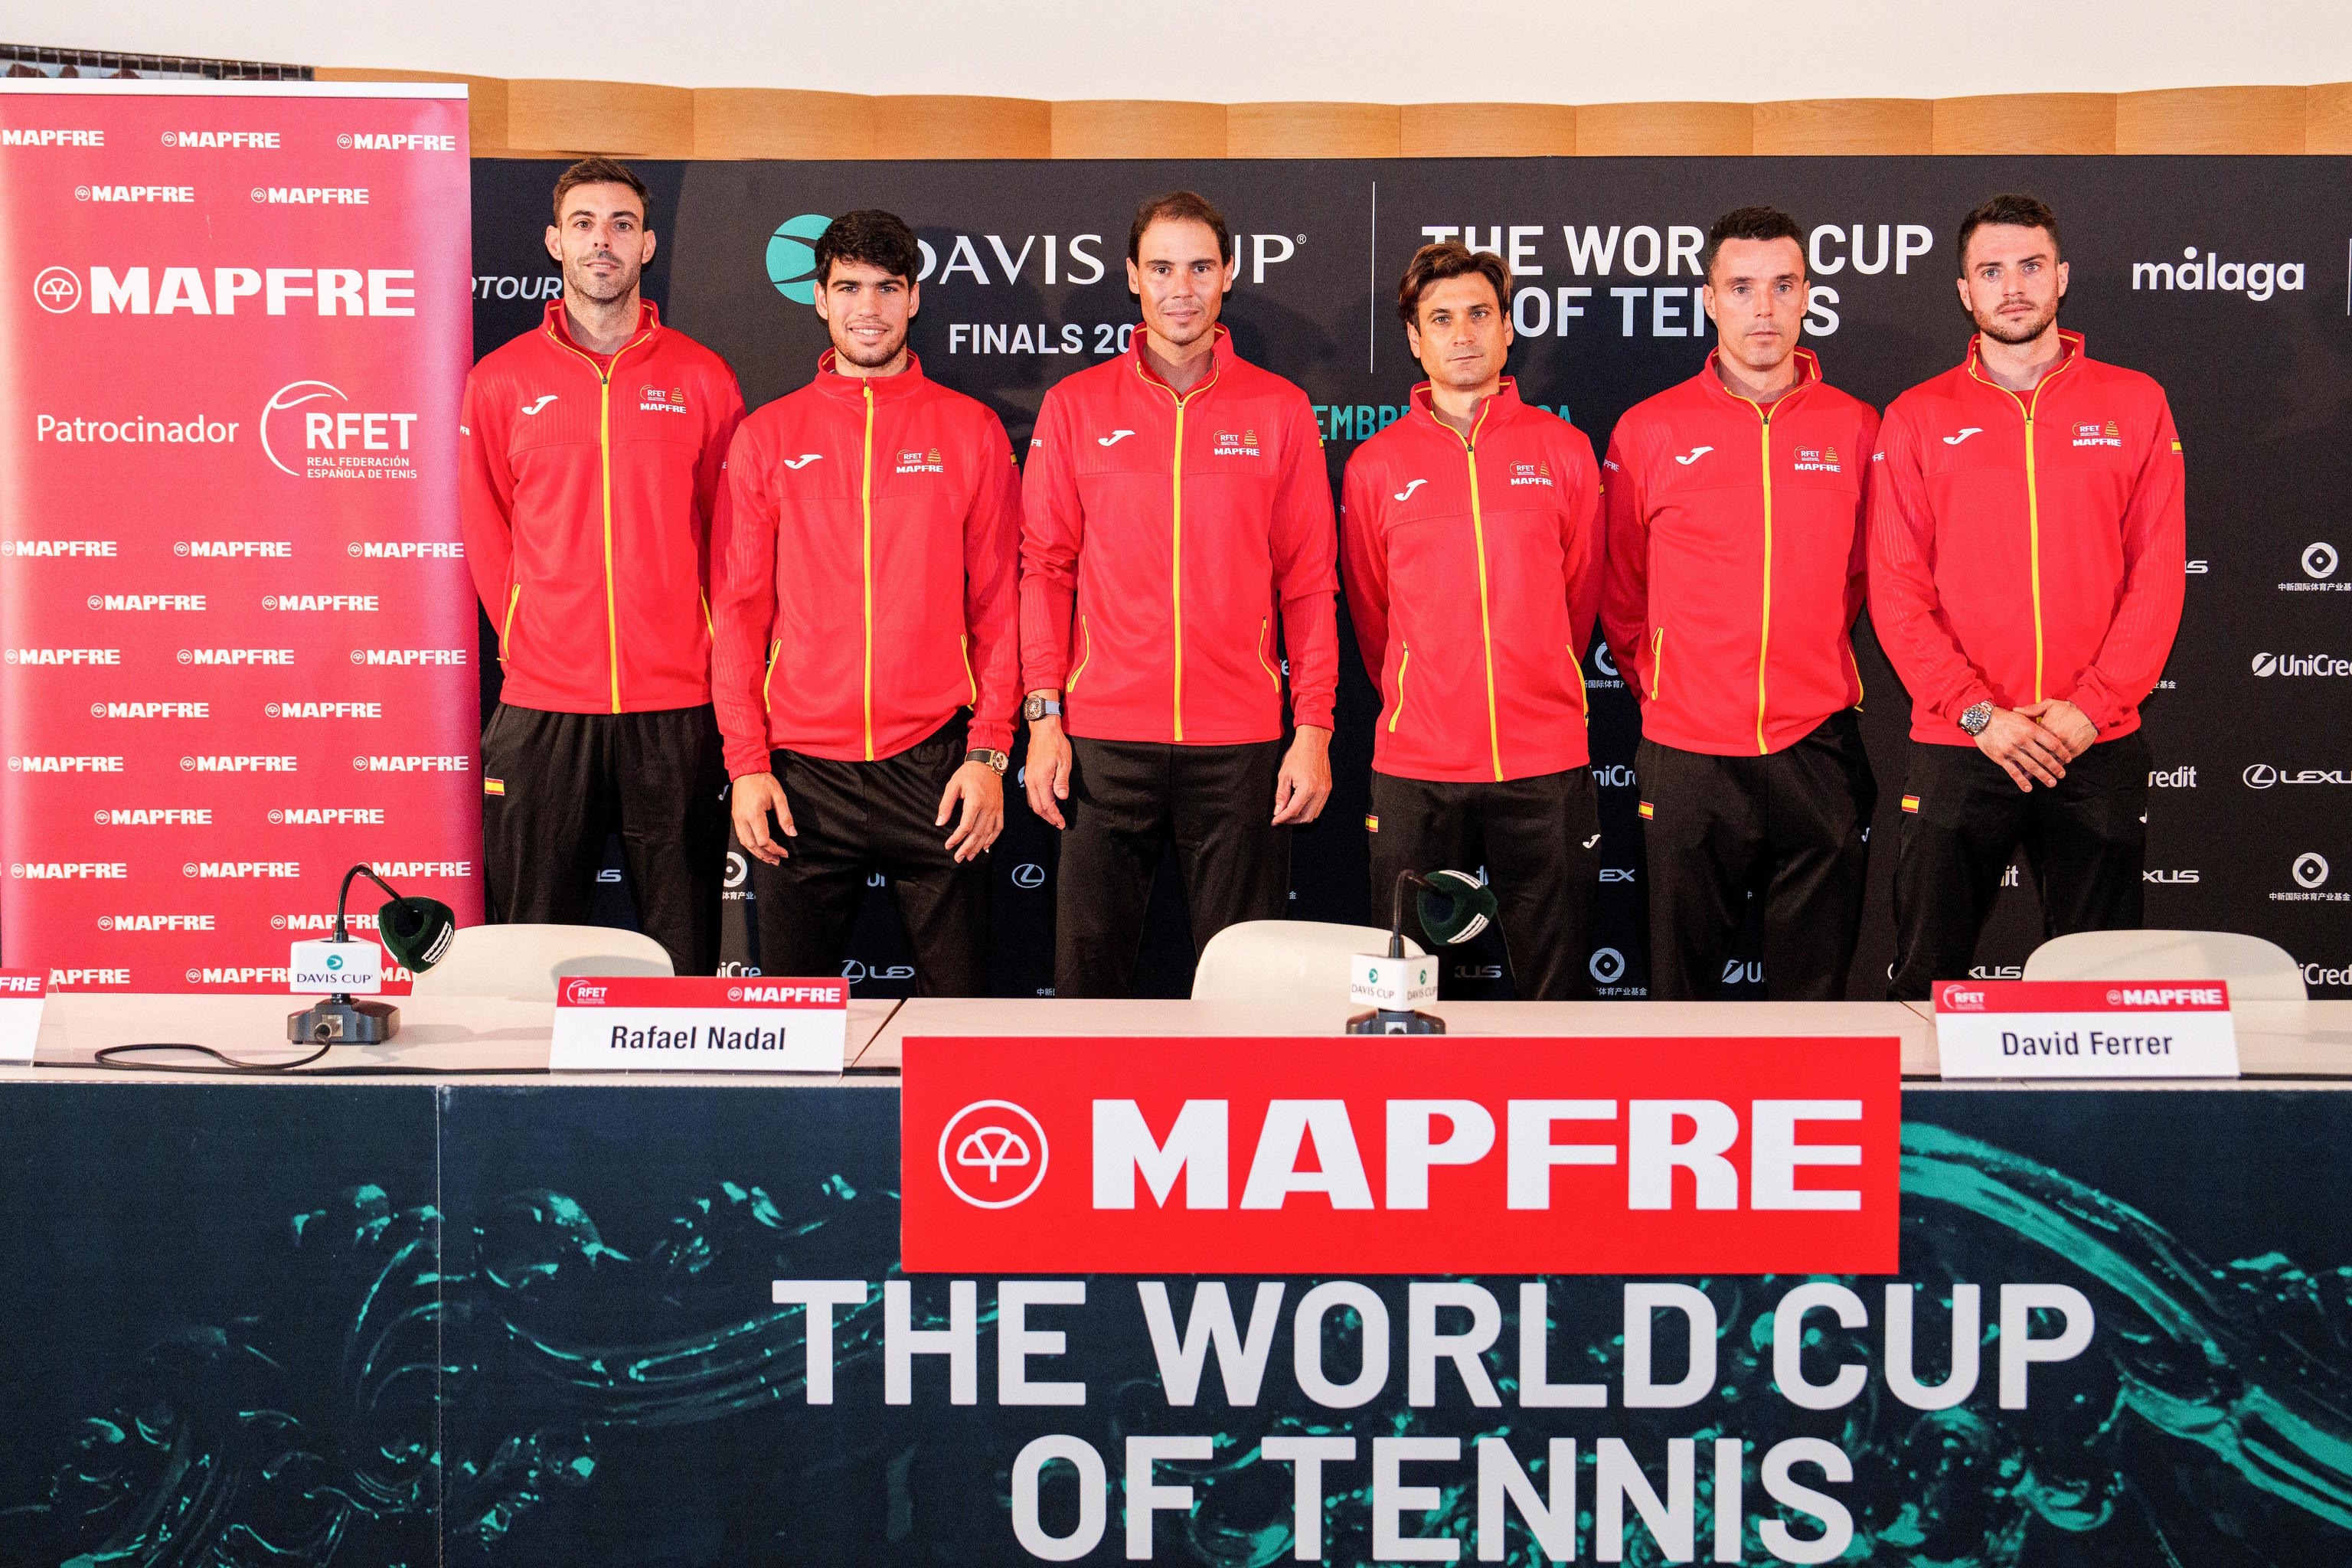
(1364, 814, 1380, 832)
(485, 778, 505, 797)
(1901, 793, 1920, 813)
(1637, 801, 1655, 820)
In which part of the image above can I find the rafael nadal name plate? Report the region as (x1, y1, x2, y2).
(549, 976, 850, 1073)
(1932, 979, 2241, 1079)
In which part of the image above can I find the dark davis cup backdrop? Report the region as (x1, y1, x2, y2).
(470, 156, 2351, 1001)
(9, 1080, 2352, 1564)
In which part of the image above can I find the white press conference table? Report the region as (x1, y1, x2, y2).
(6, 991, 2348, 1083)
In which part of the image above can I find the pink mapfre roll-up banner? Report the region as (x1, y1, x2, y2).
(0, 80, 479, 994)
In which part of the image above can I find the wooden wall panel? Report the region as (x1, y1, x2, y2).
(1932, 93, 2115, 154)
(869, 96, 1050, 158)
(1227, 102, 1402, 157)
(1051, 100, 1227, 158)
(1753, 98, 1930, 155)
(315, 67, 508, 152)
(1577, 101, 1752, 156)
(693, 88, 874, 158)
(2116, 86, 2308, 153)
(2310, 82, 2352, 153)
(1400, 103, 1576, 157)
(505, 78, 694, 158)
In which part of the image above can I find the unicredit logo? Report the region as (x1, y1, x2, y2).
(2250, 651, 2350, 678)
(939, 1099, 1050, 1209)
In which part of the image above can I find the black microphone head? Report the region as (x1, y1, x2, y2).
(377, 895, 456, 972)
(1416, 869, 1499, 946)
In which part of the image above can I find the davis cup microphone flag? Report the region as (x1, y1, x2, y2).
(0, 80, 481, 995)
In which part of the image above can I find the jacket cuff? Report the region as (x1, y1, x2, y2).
(1940, 680, 1998, 730)
(724, 740, 772, 782)
(2063, 678, 2120, 732)
(966, 716, 1015, 755)
(1291, 695, 1337, 731)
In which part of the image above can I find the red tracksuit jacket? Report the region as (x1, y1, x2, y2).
(1019, 327, 1339, 743)
(710, 353, 1022, 777)
(1870, 331, 2186, 745)
(1600, 348, 1880, 756)
(460, 301, 745, 714)
(1340, 382, 1603, 782)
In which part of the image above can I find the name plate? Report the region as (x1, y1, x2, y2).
(1934, 979, 2239, 1079)
(1351, 952, 1438, 1010)
(550, 976, 849, 1073)
(0, 969, 44, 1063)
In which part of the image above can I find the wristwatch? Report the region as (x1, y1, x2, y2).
(1022, 693, 1062, 724)
(1958, 701, 1995, 737)
(965, 747, 1011, 775)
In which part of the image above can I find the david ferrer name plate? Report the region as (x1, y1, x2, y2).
(1934, 979, 2240, 1079)
(550, 976, 849, 1073)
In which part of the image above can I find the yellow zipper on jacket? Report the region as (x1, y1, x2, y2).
(1068, 614, 1093, 690)
(763, 639, 781, 711)
(500, 583, 520, 662)
(544, 321, 653, 714)
(959, 632, 978, 707)
(1135, 358, 1220, 743)
(1387, 642, 1410, 732)
(860, 381, 876, 760)
(1968, 345, 2076, 703)
(1719, 389, 1778, 754)
(1255, 616, 1280, 692)
(1439, 400, 1504, 781)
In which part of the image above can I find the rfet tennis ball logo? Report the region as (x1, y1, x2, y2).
(767, 214, 831, 303)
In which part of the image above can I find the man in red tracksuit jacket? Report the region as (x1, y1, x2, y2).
(711, 211, 1022, 995)
(1871, 193, 2186, 999)
(1021, 191, 1341, 997)
(1602, 207, 1882, 1001)
(1341, 243, 1604, 999)
(460, 157, 745, 973)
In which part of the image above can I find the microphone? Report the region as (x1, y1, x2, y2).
(1348, 867, 1502, 1034)
(287, 863, 454, 1045)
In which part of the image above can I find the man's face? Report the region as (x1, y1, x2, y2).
(1958, 224, 2067, 345)
(1405, 273, 1511, 393)
(814, 259, 917, 370)
(1704, 236, 1807, 377)
(544, 181, 655, 305)
(1126, 218, 1233, 350)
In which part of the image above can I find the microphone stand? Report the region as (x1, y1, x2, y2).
(287, 864, 407, 1045)
(1349, 869, 1448, 1035)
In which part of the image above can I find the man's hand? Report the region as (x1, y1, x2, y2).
(1024, 714, 1073, 829)
(1272, 725, 1333, 825)
(937, 761, 1005, 862)
(1975, 707, 2071, 792)
(2019, 698, 2097, 761)
(730, 771, 795, 863)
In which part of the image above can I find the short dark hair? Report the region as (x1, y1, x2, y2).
(1957, 192, 2061, 271)
(1703, 206, 1805, 282)
(1396, 242, 1511, 328)
(813, 209, 922, 289)
(551, 156, 649, 222)
(1128, 191, 1233, 265)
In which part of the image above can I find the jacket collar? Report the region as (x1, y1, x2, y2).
(1964, 327, 2085, 391)
(542, 297, 660, 354)
(1697, 344, 1821, 411)
(814, 348, 929, 403)
(1409, 377, 1524, 440)
(1130, 323, 1233, 400)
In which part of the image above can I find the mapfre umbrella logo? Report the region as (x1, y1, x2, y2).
(938, 1099, 1050, 1209)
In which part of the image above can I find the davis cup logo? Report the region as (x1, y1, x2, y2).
(34, 266, 81, 313)
(938, 1099, 1049, 1209)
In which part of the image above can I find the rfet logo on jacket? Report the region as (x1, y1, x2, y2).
(1019, 327, 1339, 745)
(1869, 331, 2186, 745)
(1341, 382, 1603, 782)
(459, 301, 746, 714)
(709, 352, 1021, 775)
(1601, 348, 1880, 757)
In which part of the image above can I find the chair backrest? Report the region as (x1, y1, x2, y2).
(1191, 920, 1427, 1007)
(410, 923, 675, 1001)
(2022, 929, 2307, 1001)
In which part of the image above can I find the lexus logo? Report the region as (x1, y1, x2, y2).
(1589, 946, 1626, 984)
(1011, 861, 1045, 889)
(2295, 852, 2331, 890)
(2245, 763, 2277, 789)
(937, 1099, 1049, 1208)
(34, 266, 80, 312)
(2307, 542, 2340, 580)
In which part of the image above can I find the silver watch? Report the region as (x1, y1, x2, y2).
(1958, 701, 1995, 737)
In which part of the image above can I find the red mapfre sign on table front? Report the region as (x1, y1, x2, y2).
(900, 1036, 1901, 1275)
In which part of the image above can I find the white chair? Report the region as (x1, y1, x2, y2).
(2022, 929, 2307, 1001)
(410, 923, 675, 1001)
(1191, 920, 1426, 1008)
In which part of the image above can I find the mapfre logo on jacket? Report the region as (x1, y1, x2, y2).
(459, 302, 746, 714)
